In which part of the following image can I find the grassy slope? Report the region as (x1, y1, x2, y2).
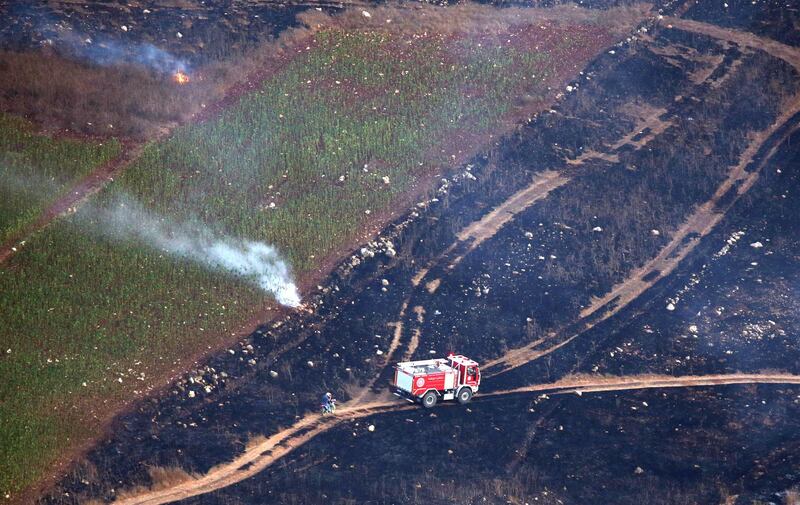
(0, 8, 631, 499)
(0, 114, 120, 243)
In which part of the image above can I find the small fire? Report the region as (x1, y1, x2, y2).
(173, 71, 190, 85)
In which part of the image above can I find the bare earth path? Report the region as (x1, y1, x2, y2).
(112, 372, 800, 505)
(0, 142, 142, 265)
(102, 16, 800, 505)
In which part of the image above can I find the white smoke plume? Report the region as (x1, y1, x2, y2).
(38, 21, 189, 75)
(90, 196, 301, 307)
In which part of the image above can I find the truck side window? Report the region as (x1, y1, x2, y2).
(467, 367, 476, 376)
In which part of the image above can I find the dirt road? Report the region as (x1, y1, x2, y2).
(0, 142, 142, 265)
(112, 372, 800, 505)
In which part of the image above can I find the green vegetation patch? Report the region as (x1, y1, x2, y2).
(0, 114, 121, 243)
(123, 25, 602, 271)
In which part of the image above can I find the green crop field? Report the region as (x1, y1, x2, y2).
(0, 10, 629, 499)
(0, 114, 120, 243)
(121, 27, 586, 271)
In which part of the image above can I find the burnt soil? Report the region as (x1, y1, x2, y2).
(41, 3, 800, 505)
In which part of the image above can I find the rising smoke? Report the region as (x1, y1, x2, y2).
(39, 21, 189, 75)
(88, 196, 301, 308)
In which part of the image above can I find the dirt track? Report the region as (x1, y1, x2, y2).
(0, 142, 141, 265)
(448, 170, 569, 268)
(112, 372, 800, 505)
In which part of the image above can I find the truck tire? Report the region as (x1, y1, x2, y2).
(457, 387, 473, 404)
(422, 391, 438, 408)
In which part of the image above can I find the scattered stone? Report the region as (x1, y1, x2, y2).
(188, 390, 196, 398)
(592, 226, 603, 232)
(651, 229, 660, 236)
(361, 10, 371, 17)
(381, 279, 390, 286)
(307, 360, 314, 368)
(688, 325, 698, 334)
(524, 231, 534, 239)
(634, 466, 644, 475)
(750, 241, 763, 248)
(368, 424, 375, 432)
(666, 303, 676, 311)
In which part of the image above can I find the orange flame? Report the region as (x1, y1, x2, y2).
(173, 71, 190, 85)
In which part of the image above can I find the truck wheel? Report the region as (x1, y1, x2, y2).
(457, 387, 473, 404)
(422, 391, 438, 408)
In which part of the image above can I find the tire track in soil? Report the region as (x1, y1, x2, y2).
(111, 373, 800, 505)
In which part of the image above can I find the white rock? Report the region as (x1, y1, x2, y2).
(750, 241, 763, 248)
(362, 10, 372, 17)
(381, 279, 389, 286)
(376, 350, 383, 355)
(176, 32, 183, 38)
(651, 229, 660, 236)
(666, 303, 676, 311)
(307, 360, 314, 368)
(188, 390, 196, 398)
(592, 226, 603, 232)
(524, 231, 534, 239)
(368, 424, 375, 432)
(688, 325, 698, 334)
(382, 176, 390, 185)
(565, 85, 574, 92)
(121, 25, 128, 32)
(269, 370, 279, 378)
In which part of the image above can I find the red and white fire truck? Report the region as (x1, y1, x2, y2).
(391, 354, 481, 408)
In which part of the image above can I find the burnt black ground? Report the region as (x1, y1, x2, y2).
(684, 0, 800, 47)
(184, 116, 800, 505)
(0, 1, 307, 65)
(39, 2, 800, 505)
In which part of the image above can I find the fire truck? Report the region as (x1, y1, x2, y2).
(391, 354, 481, 408)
